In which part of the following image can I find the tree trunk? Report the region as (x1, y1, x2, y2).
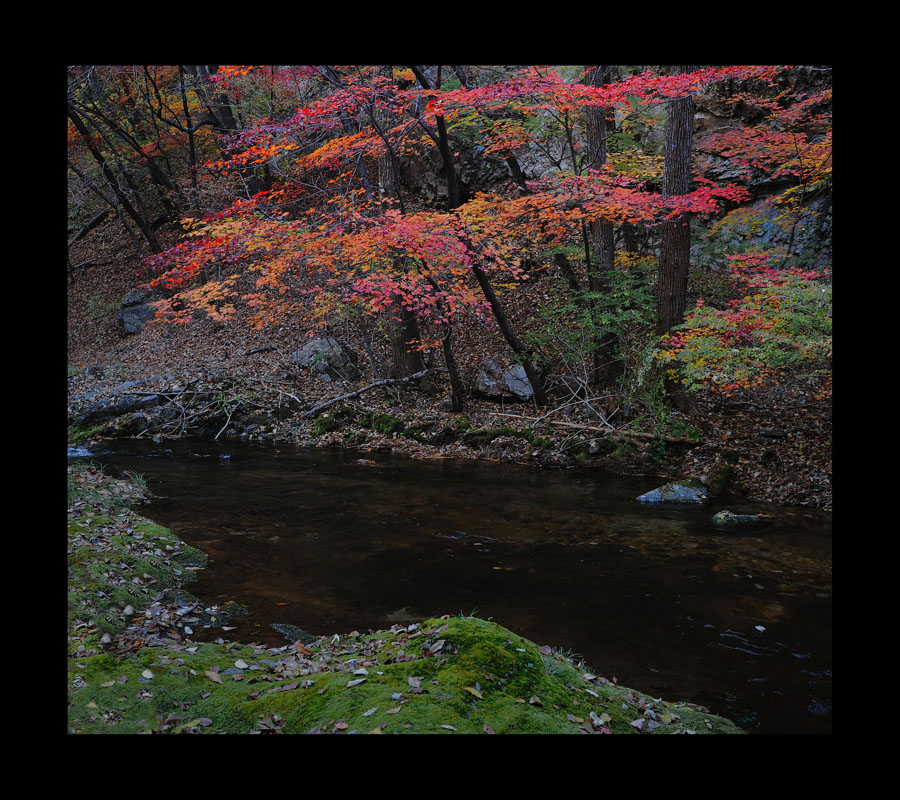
(583, 65, 621, 388)
(388, 302, 427, 379)
(657, 65, 697, 336)
(409, 65, 461, 210)
(188, 65, 265, 196)
(657, 66, 698, 410)
(469, 262, 548, 406)
(441, 328, 465, 412)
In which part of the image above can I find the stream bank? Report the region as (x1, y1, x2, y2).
(67, 362, 831, 511)
(68, 463, 743, 734)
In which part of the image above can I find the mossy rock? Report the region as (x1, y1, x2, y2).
(359, 412, 405, 435)
(463, 426, 532, 446)
(311, 414, 339, 436)
(69, 615, 743, 735)
(636, 478, 709, 504)
(68, 423, 104, 446)
(712, 510, 762, 525)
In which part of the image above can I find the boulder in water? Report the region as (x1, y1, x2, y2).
(712, 510, 762, 524)
(637, 478, 708, 504)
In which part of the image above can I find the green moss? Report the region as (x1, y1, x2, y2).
(358, 412, 405, 435)
(311, 414, 339, 436)
(402, 424, 429, 441)
(68, 423, 104, 446)
(709, 463, 735, 495)
(464, 426, 530, 446)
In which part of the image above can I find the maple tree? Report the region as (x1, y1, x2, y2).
(70, 65, 831, 415)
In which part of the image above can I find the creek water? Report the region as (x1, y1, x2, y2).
(91, 437, 832, 734)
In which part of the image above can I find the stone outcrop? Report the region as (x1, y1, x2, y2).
(473, 356, 535, 402)
(117, 289, 163, 334)
(291, 336, 359, 382)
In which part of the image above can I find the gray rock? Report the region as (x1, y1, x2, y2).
(122, 289, 156, 307)
(637, 479, 709, 504)
(473, 356, 534, 401)
(291, 336, 359, 382)
(117, 303, 158, 334)
(117, 290, 164, 334)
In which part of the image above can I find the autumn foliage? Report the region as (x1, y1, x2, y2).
(69, 65, 831, 409)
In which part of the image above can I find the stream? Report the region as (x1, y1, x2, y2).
(88, 437, 832, 734)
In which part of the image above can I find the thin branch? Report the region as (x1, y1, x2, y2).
(303, 369, 431, 418)
(492, 412, 699, 444)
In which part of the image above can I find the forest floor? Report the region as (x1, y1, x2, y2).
(67, 217, 832, 512)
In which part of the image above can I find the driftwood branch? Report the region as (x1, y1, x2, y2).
(215, 400, 241, 440)
(304, 369, 431, 418)
(492, 412, 700, 444)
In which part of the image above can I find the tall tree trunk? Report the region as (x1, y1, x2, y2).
(178, 65, 200, 213)
(441, 328, 465, 412)
(388, 301, 427, 378)
(371, 73, 423, 379)
(657, 66, 698, 410)
(583, 65, 621, 388)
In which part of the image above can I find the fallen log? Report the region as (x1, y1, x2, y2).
(67, 209, 111, 247)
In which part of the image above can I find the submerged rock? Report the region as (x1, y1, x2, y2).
(271, 622, 319, 644)
(637, 478, 708, 504)
(712, 510, 762, 524)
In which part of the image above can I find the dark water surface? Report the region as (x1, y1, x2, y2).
(92, 438, 832, 734)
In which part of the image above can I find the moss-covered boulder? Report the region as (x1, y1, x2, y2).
(712, 510, 762, 524)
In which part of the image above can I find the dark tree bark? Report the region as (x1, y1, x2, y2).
(657, 66, 698, 410)
(409, 65, 461, 210)
(583, 65, 616, 276)
(582, 65, 622, 388)
(657, 65, 697, 337)
(468, 260, 548, 407)
(178, 65, 200, 213)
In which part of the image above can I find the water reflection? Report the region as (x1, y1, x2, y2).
(92, 438, 832, 734)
